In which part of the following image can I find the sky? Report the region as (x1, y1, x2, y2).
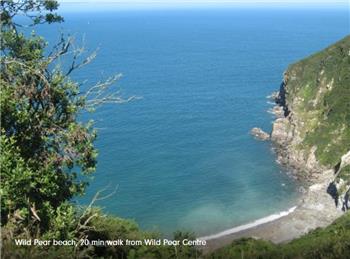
(58, 0, 349, 8)
(59, 0, 347, 3)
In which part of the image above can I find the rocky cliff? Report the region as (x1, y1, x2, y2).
(271, 36, 350, 208)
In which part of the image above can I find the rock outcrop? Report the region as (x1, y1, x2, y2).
(332, 150, 350, 210)
(250, 127, 270, 141)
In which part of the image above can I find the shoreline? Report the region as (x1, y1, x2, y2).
(199, 93, 345, 253)
(199, 206, 298, 240)
(200, 168, 343, 253)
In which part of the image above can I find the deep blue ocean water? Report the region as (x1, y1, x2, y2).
(38, 7, 349, 236)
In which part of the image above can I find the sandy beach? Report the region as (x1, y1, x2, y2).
(200, 169, 344, 253)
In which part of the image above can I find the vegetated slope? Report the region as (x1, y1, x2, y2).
(272, 35, 350, 177)
(285, 35, 349, 166)
(207, 211, 350, 259)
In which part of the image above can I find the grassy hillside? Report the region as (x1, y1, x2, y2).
(283, 35, 350, 166)
(207, 212, 350, 259)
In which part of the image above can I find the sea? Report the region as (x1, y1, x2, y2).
(37, 5, 349, 237)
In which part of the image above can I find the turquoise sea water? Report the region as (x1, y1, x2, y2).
(39, 7, 348, 236)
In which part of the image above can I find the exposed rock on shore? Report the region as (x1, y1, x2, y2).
(250, 127, 270, 141)
(268, 105, 284, 118)
(270, 36, 350, 184)
(270, 91, 324, 179)
(332, 150, 350, 210)
(266, 91, 279, 101)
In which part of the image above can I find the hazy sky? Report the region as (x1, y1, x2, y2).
(57, 0, 349, 11)
(59, 0, 346, 2)
(58, 0, 348, 5)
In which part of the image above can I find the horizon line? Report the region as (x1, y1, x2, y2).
(58, 1, 349, 10)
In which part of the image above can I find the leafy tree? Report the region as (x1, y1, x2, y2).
(0, 0, 122, 234)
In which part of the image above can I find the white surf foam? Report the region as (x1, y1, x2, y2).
(198, 206, 297, 240)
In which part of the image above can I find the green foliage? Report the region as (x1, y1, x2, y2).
(1, 207, 200, 259)
(1, 0, 97, 234)
(79, 208, 145, 258)
(0, 0, 63, 28)
(207, 212, 350, 259)
(284, 36, 350, 166)
(208, 238, 278, 259)
(74, 209, 200, 258)
(1, 240, 75, 259)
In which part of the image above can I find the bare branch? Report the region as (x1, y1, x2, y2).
(75, 185, 119, 236)
(83, 73, 142, 109)
(48, 33, 73, 62)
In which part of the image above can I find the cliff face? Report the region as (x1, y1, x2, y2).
(271, 36, 350, 206)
